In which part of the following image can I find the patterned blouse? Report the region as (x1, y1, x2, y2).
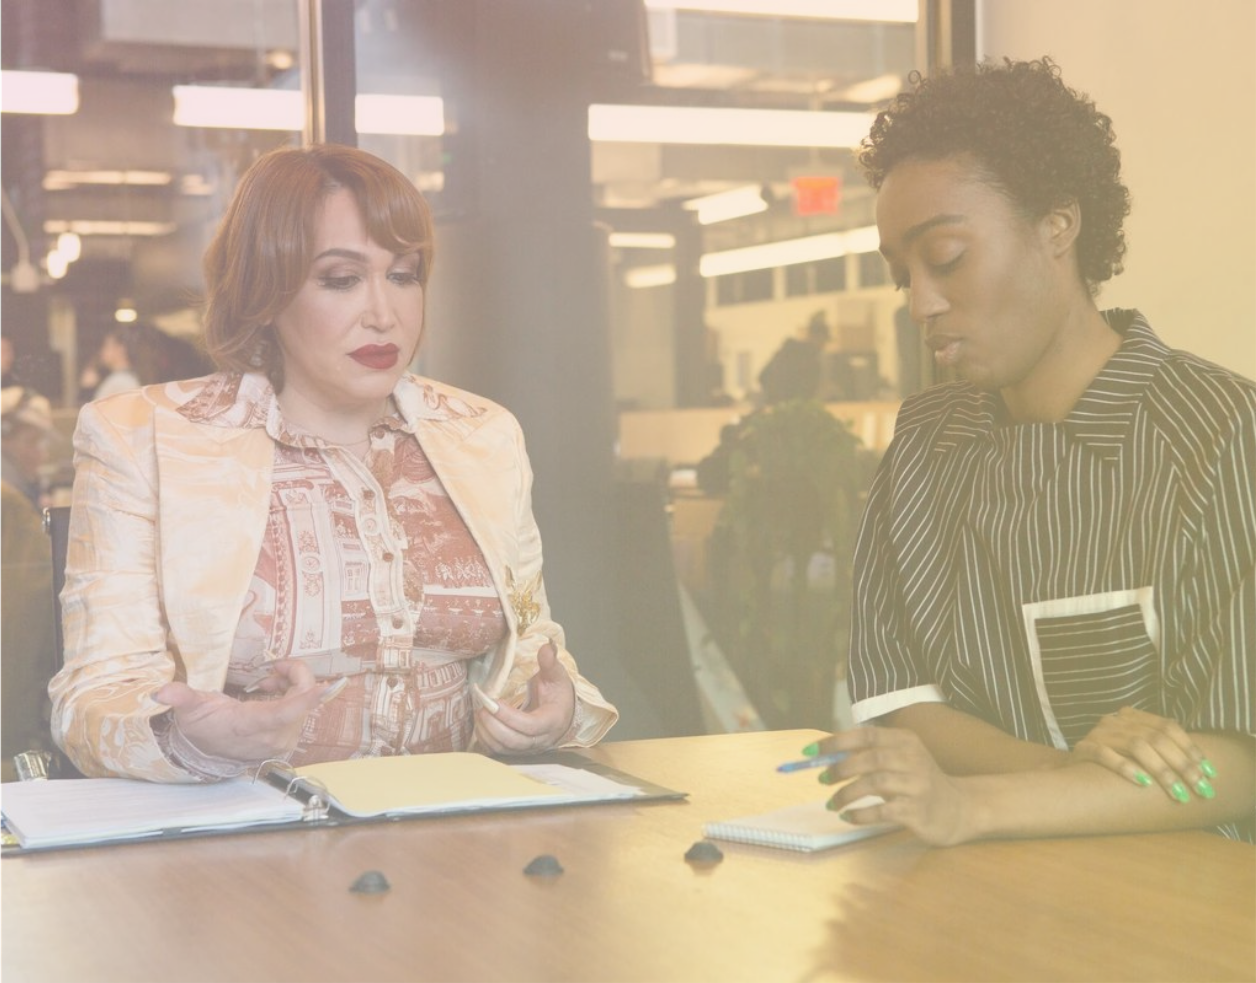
(178, 376, 508, 768)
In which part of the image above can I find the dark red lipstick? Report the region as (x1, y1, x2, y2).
(349, 344, 400, 370)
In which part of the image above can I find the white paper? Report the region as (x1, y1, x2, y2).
(1, 777, 304, 848)
(511, 763, 643, 798)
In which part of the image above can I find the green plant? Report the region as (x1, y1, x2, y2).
(711, 398, 869, 729)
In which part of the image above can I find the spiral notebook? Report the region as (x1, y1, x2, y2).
(703, 796, 897, 853)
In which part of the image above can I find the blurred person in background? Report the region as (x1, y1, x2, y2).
(78, 325, 150, 401)
(1, 385, 54, 510)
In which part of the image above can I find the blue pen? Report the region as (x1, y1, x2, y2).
(776, 752, 848, 773)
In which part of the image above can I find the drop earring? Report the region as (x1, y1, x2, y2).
(248, 332, 270, 369)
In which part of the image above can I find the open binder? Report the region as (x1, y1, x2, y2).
(1, 750, 685, 853)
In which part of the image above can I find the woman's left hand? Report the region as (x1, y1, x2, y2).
(1073, 706, 1216, 803)
(474, 640, 576, 755)
(809, 727, 975, 847)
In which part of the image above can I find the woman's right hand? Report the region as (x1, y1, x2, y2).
(152, 659, 340, 765)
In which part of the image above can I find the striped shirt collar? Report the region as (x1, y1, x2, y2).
(937, 309, 1165, 455)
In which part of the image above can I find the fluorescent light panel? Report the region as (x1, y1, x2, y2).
(43, 169, 173, 191)
(642, 0, 917, 22)
(1, 70, 79, 114)
(172, 86, 299, 130)
(175, 87, 872, 150)
(589, 104, 873, 148)
(172, 86, 444, 136)
(624, 264, 678, 288)
(355, 94, 445, 136)
(609, 232, 676, 249)
(837, 72, 906, 104)
(700, 224, 879, 277)
(683, 185, 768, 224)
(44, 219, 176, 237)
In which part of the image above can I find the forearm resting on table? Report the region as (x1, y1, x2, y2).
(958, 731, 1256, 839)
(883, 702, 1068, 774)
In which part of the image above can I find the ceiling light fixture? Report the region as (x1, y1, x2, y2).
(624, 264, 678, 288)
(172, 86, 301, 130)
(114, 299, 138, 324)
(172, 86, 444, 135)
(0, 70, 79, 114)
(44, 219, 177, 238)
(608, 232, 677, 249)
(179, 174, 215, 196)
(589, 104, 874, 148)
(55, 232, 82, 263)
(355, 94, 444, 136)
(43, 169, 174, 191)
(45, 251, 69, 280)
(641, 0, 917, 23)
(683, 185, 768, 224)
(46, 232, 82, 279)
(700, 224, 880, 277)
(835, 72, 907, 104)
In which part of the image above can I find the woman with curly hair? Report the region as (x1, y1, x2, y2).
(800, 58, 1255, 845)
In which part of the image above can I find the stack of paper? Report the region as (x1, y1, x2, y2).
(1, 778, 305, 849)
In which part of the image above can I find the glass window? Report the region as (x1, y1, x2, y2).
(858, 251, 890, 289)
(785, 263, 810, 297)
(814, 257, 847, 294)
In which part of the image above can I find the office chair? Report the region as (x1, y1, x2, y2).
(42, 506, 71, 673)
(38, 505, 80, 778)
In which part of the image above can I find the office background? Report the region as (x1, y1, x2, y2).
(3, 0, 1253, 740)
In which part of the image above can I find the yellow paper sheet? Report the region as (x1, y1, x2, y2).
(294, 752, 564, 817)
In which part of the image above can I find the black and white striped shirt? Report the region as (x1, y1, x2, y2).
(848, 311, 1255, 841)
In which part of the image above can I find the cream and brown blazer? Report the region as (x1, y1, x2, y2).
(49, 372, 617, 781)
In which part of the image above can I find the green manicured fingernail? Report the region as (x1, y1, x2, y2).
(801, 742, 820, 757)
(818, 770, 836, 785)
(838, 812, 853, 823)
(1195, 778, 1215, 800)
(1200, 759, 1217, 779)
(1133, 771, 1152, 786)
(825, 799, 840, 811)
(1171, 782, 1190, 803)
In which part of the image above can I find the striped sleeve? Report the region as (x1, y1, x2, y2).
(1150, 360, 1256, 738)
(847, 390, 955, 722)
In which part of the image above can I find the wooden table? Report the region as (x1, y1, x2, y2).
(3, 729, 1253, 983)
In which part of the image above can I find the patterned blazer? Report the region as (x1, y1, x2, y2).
(49, 372, 618, 780)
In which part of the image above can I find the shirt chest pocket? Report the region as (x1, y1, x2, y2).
(1022, 588, 1160, 749)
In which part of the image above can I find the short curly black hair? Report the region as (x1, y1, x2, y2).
(857, 57, 1130, 290)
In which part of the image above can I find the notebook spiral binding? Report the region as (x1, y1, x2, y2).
(254, 759, 331, 821)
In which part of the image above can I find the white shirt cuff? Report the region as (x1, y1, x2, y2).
(851, 684, 946, 725)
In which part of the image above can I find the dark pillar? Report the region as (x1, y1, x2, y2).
(298, 0, 357, 147)
(671, 215, 708, 407)
(421, 0, 666, 738)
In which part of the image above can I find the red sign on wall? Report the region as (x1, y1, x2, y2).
(791, 175, 841, 216)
